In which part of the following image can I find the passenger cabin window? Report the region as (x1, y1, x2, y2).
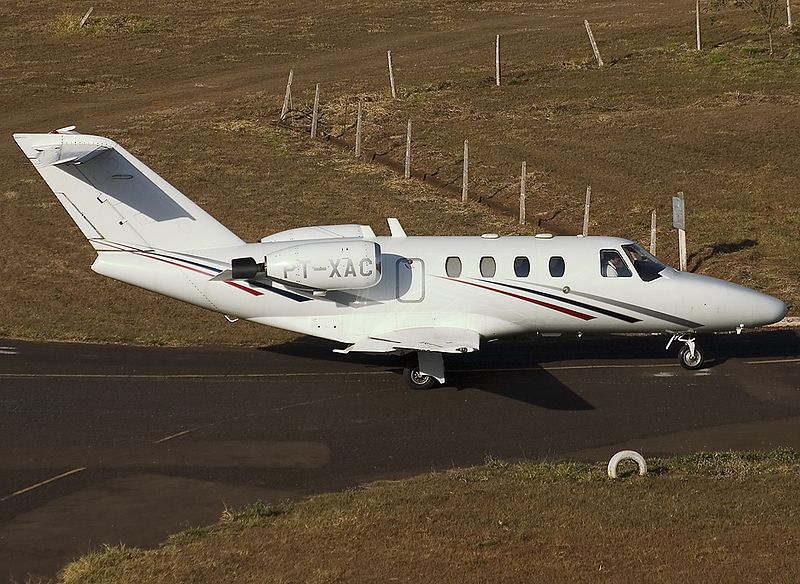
(549, 256, 565, 278)
(622, 244, 667, 282)
(480, 256, 496, 278)
(600, 250, 632, 278)
(445, 256, 462, 278)
(514, 256, 530, 278)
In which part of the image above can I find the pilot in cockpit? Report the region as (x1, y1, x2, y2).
(602, 251, 631, 278)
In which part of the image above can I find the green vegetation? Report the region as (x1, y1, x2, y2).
(55, 450, 800, 583)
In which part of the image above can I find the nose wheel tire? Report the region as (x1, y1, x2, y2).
(679, 344, 704, 370)
(403, 365, 437, 390)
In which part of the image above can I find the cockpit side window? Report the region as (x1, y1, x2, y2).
(600, 250, 632, 278)
(622, 244, 667, 282)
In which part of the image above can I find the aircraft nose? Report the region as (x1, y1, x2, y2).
(750, 292, 787, 326)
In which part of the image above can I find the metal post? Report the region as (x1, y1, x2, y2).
(788, 0, 793, 27)
(310, 83, 320, 138)
(673, 191, 688, 271)
(462, 139, 469, 203)
(519, 161, 526, 225)
(582, 186, 591, 236)
(404, 119, 412, 179)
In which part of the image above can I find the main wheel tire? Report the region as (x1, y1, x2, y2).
(679, 344, 704, 370)
(403, 365, 437, 390)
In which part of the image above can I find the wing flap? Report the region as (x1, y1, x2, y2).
(335, 327, 480, 354)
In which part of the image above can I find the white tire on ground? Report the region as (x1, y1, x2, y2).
(607, 450, 647, 478)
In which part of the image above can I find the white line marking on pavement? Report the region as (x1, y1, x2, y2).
(153, 429, 196, 444)
(152, 388, 395, 444)
(0, 467, 87, 502)
(0, 349, 18, 355)
(1, 358, 796, 382)
(746, 358, 800, 365)
(456, 363, 680, 373)
(0, 371, 393, 379)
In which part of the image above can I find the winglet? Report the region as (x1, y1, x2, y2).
(387, 218, 407, 237)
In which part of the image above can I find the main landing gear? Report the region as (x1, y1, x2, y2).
(667, 332, 705, 370)
(403, 351, 445, 390)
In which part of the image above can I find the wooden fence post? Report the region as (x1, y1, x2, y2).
(310, 83, 320, 138)
(355, 101, 363, 157)
(280, 69, 294, 121)
(387, 50, 397, 99)
(462, 139, 469, 202)
(584, 20, 604, 68)
(405, 119, 412, 179)
(495, 34, 501, 86)
(696, 0, 702, 51)
(650, 209, 657, 256)
(582, 186, 591, 236)
(79, 7, 94, 28)
(519, 161, 526, 225)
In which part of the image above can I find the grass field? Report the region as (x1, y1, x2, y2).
(55, 450, 800, 583)
(1, 0, 798, 346)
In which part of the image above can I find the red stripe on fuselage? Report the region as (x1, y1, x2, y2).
(224, 280, 263, 296)
(452, 279, 596, 321)
(135, 253, 263, 297)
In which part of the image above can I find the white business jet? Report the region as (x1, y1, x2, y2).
(14, 128, 787, 389)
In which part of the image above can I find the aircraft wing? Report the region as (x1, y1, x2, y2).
(334, 327, 480, 354)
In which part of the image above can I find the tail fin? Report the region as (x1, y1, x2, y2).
(13, 128, 244, 251)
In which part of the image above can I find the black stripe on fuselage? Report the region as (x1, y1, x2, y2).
(534, 283, 704, 329)
(483, 280, 642, 324)
(246, 280, 312, 302)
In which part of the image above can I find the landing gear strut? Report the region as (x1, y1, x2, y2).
(667, 332, 705, 370)
(402, 351, 445, 390)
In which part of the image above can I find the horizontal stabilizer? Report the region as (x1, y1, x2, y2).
(15, 134, 113, 168)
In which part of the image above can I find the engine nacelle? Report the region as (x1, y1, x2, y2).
(265, 240, 382, 290)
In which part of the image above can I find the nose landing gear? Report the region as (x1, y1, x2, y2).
(667, 332, 705, 370)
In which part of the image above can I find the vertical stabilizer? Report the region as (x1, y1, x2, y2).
(13, 129, 244, 251)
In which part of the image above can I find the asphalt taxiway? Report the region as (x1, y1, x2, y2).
(1, 331, 799, 580)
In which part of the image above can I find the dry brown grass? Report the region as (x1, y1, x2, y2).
(55, 450, 800, 583)
(48, 13, 158, 36)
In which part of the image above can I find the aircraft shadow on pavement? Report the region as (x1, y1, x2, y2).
(444, 369, 594, 411)
(261, 329, 799, 370)
(261, 340, 594, 411)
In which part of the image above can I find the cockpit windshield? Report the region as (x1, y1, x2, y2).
(622, 244, 668, 282)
